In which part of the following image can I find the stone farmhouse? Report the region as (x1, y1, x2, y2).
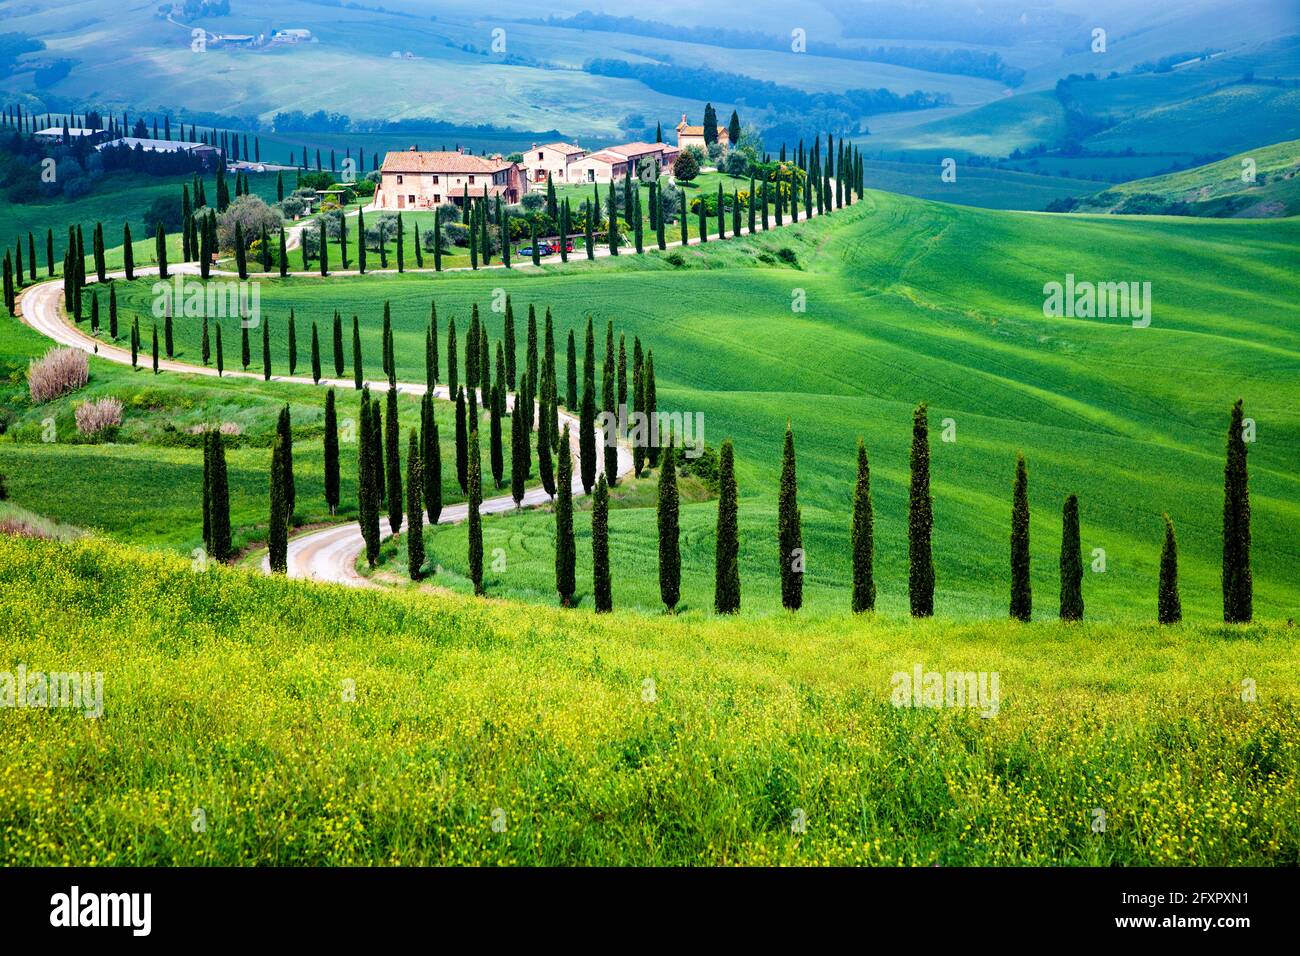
(521, 141, 679, 187)
(374, 148, 526, 210)
(675, 114, 729, 152)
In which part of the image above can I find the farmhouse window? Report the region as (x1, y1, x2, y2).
(469, 175, 476, 184)
(408, 195, 415, 205)
(432, 175, 439, 183)
(396, 174, 403, 184)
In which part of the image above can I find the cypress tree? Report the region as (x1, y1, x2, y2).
(714, 438, 740, 614)
(357, 390, 380, 567)
(277, 404, 295, 519)
(908, 403, 935, 617)
(511, 398, 527, 506)
(279, 228, 288, 277)
(268, 435, 289, 574)
(537, 397, 555, 498)
(370, 399, 385, 508)
(433, 207, 442, 271)
(202, 430, 213, 554)
(352, 315, 363, 389)
(593, 474, 612, 613)
(503, 297, 516, 389)
(319, 219, 328, 276)
(333, 311, 344, 377)
(616, 334, 627, 435)
(260, 224, 272, 272)
(1158, 513, 1182, 625)
(658, 436, 681, 612)
(1222, 399, 1252, 623)
(559, 199, 569, 263)
(489, 384, 504, 489)
(455, 386, 468, 493)
(602, 321, 617, 487)
(201, 313, 210, 364)
(632, 360, 646, 478)
(633, 187, 644, 253)
(421, 393, 441, 524)
(209, 429, 232, 561)
(414, 222, 423, 268)
(109, 284, 118, 339)
(468, 427, 484, 595)
(93, 221, 106, 282)
(717, 183, 726, 239)
(1059, 494, 1084, 621)
(48, 228, 56, 277)
(579, 318, 597, 493)
(554, 425, 576, 607)
(385, 387, 403, 534)
(130, 318, 140, 368)
(241, 323, 250, 370)
(262, 317, 271, 380)
(656, 185, 666, 250)
(215, 323, 224, 376)
(358, 208, 367, 274)
(698, 197, 707, 242)
(607, 185, 619, 256)
(478, 325, 490, 410)
(152, 324, 160, 374)
(311, 322, 321, 383)
(732, 190, 741, 237)
(155, 222, 168, 278)
(234, 222, 248, 279)
(850, 439, 875, 613)
(287, 309, 298, 375)
(777, 423, 803, 611)
(396, 213, 404, 272)
(1010, 453, 1031, 622)
(324, 388, 340, 514)
(748, 176, 757, 233)
(447, 316, 459, 397)
(566, 330, 577, 409)
(406, 428, 424, 580)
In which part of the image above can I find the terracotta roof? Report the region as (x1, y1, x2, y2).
(540, 142, 585, 155)
(605, 141, 675, 159)
(579, 150, 629, 166)
(381, 150, 513, 174)
(675, 120, 728, 139)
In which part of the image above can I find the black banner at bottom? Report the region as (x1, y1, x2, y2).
(0, 866, 1285, 942)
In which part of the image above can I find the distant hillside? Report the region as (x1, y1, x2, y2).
(1062, 139, 1300, 217)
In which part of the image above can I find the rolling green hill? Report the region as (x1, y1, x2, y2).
(1072, 139, 1300, 216)
(82, 190, 1300, 621)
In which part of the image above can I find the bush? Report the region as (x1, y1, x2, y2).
(776, 247, 799, 266)
(673, 150, 700, 182)
(665, 252, 685, 267)
(27, 348, 89, 404)
(74, 397, 123, 438)
(217, 195, 283, 253)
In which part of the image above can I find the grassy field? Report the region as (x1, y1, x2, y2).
(0, 534, 1296, 865)
(94, 190, 1300, 621)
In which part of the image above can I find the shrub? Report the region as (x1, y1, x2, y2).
(776, 247, 799, 266)
(673, 150, 700, 182)
(664, 252, 685, 267)
(27, 347, 89, 403)
(74, 397, 123, 438)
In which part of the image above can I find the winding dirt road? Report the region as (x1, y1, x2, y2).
(17, 267, 630, 587)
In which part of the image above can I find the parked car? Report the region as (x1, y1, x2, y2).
(518, 242, 554, 257)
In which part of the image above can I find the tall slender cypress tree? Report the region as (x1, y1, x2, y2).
(240, 323, 250, 370)
(268, 435, 289, 574)
(1222, 399, 1252, 622)
(1159, 514, 1182, 625)
(658, 437, 681, 612)
(385, 388, 402, 534)
(455, 386, 468, 493)
(1059, 494, 1084, 621)
(489, 384, 504, 489)
(421, 393, 441, 525)
(566, 330, 577, 409)
(1010, 453, 1031, 622)
(208, 429, 231, 561)
(311, 322, 321, 384)
(357, 389, 380, 567)
(261, 317, 271, 380)
(202, 430, 213, 554)
(778, 423, 803, 611)
(287, 309, 298, 375)
(352, 315, 363, 389)
(447, 315, 458, 396)
(503, 297, 516, 389)
(511, 398, 527, 506)
(555, 425, 576, 606)
(324, 388, 340, 515)
(277, 404, 295, 519)
(333, 311, 344, 377)
(428, 303, 439, 389)
(850, 439, 875, 613)
(215, 323, 224, 376)
(406, 428, 424, 580)
(593, 475, 612, 613)
(645, 351, 659, 467)
(714, 438, 740, 614)
(468, 428, 484, 595)
(908, 403, 935, 617)
(602, 321, 617, 487)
